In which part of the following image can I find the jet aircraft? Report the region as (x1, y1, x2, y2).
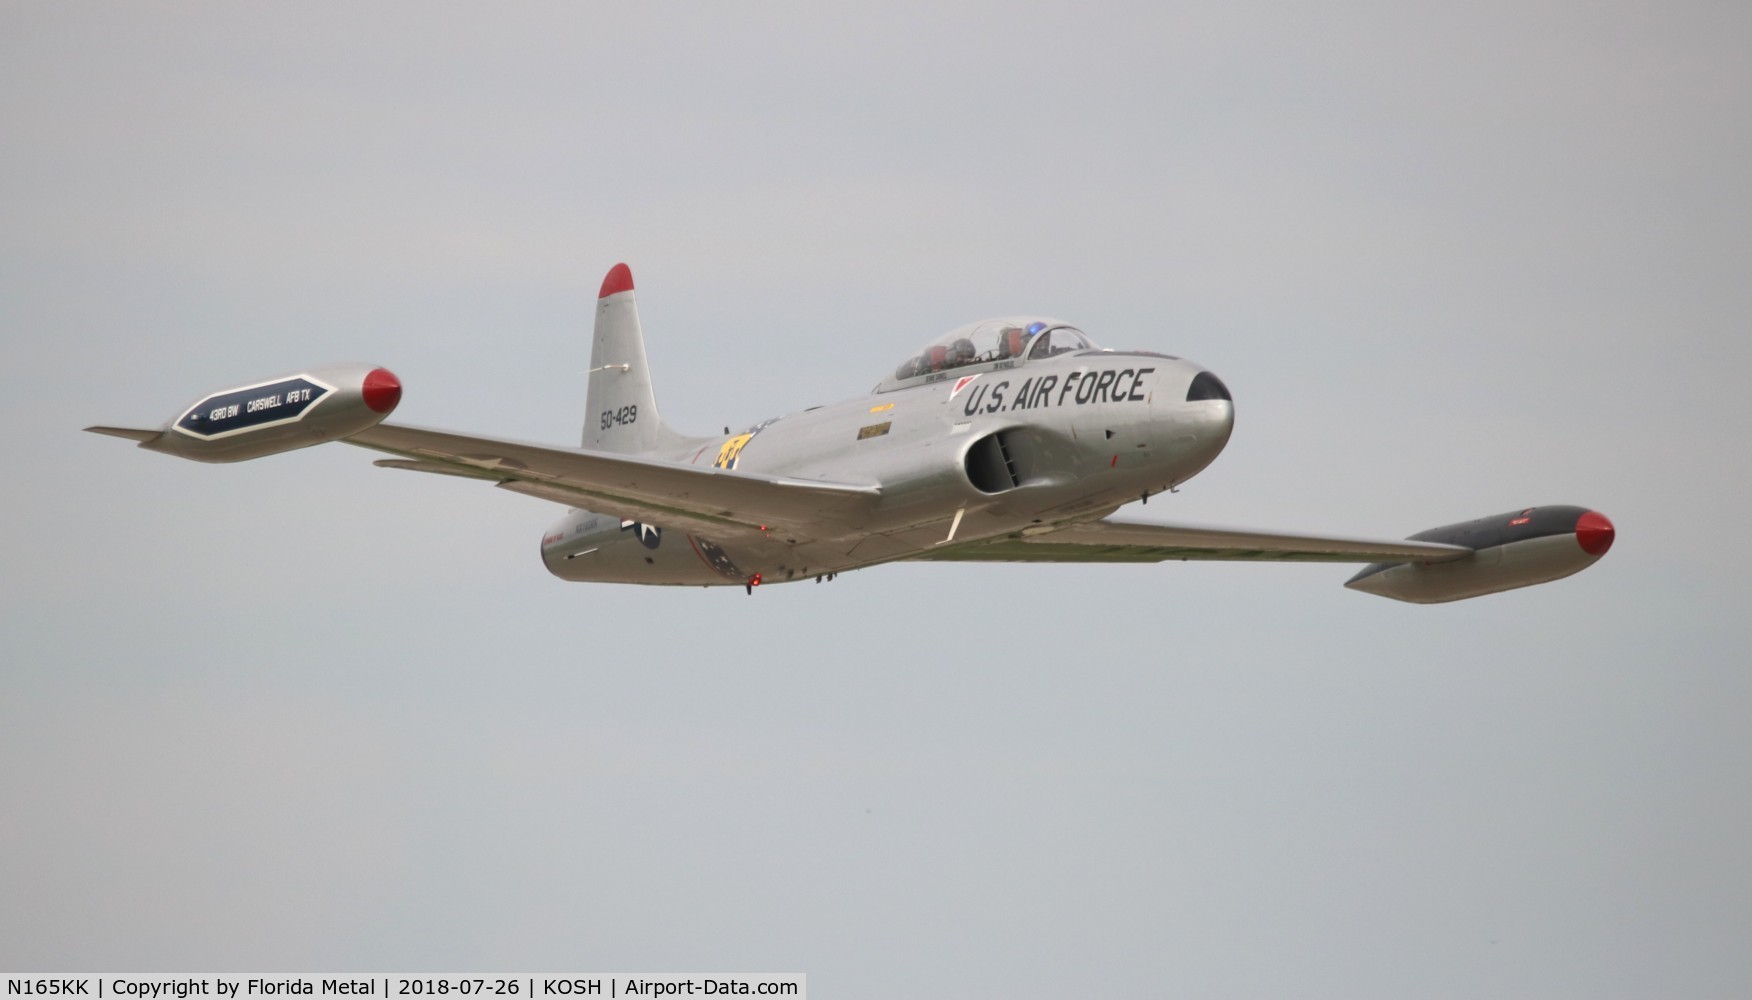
(87, 263, 1615, 602)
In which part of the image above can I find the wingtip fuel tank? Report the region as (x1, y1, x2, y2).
(1344, 505, 1615, 603)
(87, 364, 402, 463)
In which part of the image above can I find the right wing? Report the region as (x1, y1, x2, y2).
(348, 422, 879, 540)
(909, 507, 1616, 604)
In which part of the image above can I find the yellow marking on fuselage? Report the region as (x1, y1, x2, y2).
(869, 402, 894, 413)
(714, 433, 755, 470)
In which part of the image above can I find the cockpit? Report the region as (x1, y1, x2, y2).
(877, 317, 1097, 392)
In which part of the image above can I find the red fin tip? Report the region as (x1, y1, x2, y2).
(599, 263, 634, 298)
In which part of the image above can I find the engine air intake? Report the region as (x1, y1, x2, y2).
(964, 431, 1023, 493)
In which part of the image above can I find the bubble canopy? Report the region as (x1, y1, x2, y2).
(879, 317, 1096, 391)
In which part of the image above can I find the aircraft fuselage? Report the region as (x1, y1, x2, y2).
(539, 351, 1235, 586)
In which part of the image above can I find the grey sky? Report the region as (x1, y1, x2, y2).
(4, 2, 1750, 996)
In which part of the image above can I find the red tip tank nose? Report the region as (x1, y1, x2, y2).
(1575, 510, 1615, 556)
(362, 367, 401, 414)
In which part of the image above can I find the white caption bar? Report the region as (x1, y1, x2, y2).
(2, 977, 804, 1000)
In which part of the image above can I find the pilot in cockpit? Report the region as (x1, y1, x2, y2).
(891, 321, 1083, 383)
(949, 337, 977, 367)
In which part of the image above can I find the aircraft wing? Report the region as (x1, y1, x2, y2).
(910, 515, 1472, 564)
(347, 422, 879, 539)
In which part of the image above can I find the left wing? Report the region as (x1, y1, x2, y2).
(80, 361, 879, 541)
(909, 516, 1471, 564)
(348, 422, 879, 540)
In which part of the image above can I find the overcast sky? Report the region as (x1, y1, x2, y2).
(4, 2, 1751, 996)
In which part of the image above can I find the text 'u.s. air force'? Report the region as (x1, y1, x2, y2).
(958, 368, 1155, 416)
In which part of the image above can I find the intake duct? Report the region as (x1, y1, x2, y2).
(964, 430, 1025, 493)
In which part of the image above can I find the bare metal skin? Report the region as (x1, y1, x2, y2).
(86, 263, 1614, 602)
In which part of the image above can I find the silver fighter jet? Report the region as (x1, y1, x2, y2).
(87, 263, 1616, 602)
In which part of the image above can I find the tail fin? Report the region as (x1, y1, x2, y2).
(584, 263, 687, 454)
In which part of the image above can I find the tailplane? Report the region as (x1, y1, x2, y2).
(584, 263, 687, 454)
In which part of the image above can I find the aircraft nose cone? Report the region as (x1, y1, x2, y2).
(1187, 368, 1234, 442)
(1201, 395, 1235, 449)
(1159, 366, 1234, 478)
(1576, 510, 1615, 556)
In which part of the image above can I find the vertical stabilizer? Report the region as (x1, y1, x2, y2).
(584, 263, 686, 454)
